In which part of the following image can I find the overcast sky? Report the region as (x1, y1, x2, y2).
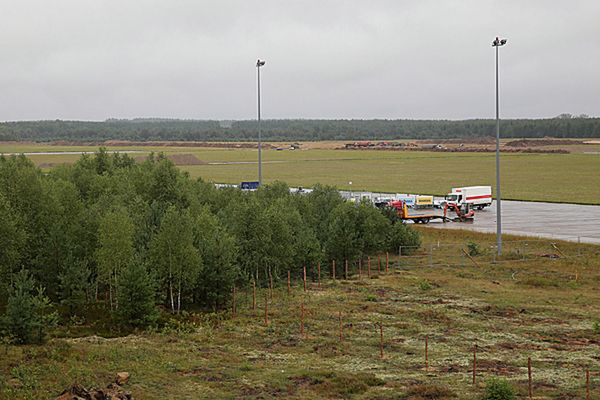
(0, 0, 598, 121)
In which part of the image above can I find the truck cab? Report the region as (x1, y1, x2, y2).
(446, 186, 492, 210)
(446, 193, 462, 205)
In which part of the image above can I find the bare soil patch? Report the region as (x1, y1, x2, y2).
(505, 139, 586, 147)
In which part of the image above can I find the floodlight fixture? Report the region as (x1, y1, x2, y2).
(492, 37, 508, 47)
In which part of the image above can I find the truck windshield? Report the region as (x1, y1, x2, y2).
(447, 194, 459, 202)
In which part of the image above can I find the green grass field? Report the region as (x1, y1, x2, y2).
(1, 228, 598, 399)
(2, 143, 599, 204)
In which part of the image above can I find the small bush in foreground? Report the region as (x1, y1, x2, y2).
(1, 269, 57, 344)
(482, 378, 516, 400)
(467, 241, 481, 256)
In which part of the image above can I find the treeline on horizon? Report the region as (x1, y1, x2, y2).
(1, 116, 599, 142)
(0, 150, 420, 342)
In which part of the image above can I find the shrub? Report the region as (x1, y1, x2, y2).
(116, 262, 158, 328)
(467, 241, 481, 256)
(593, 322, 600, 334)
(365, 294, 378, 302)
(419, 280, 432, 291)
(1, 269, 57, 344)
(387, 222, 421, 255)
(482, 378, 516, 400)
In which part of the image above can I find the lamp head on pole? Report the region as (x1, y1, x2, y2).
(256, 59, 266, 67)
(492, 37, 507, 47)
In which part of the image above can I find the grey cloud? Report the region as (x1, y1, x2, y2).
(0, 0, 598, 121)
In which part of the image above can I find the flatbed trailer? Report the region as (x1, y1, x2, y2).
(404, 214, 449, 224)
(389, 200, 474, 224)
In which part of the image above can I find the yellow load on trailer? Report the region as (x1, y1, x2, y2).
(415, 195, 433, 209)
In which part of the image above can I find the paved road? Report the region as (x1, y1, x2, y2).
(338, 191, 600, 244)
(426, 200, 600, 244)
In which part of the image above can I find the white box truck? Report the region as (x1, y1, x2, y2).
(446, 186, 492, 210)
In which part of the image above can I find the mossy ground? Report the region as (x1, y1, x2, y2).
(1, 228, 598, 399)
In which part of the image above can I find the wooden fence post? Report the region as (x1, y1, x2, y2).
(386, 252, 389, 273)
(287, 270, 291, 295)
(378, 255, 381, 273)
(528, 357, 532, 399)
(269, 273, 273, 300)
(586, 369, 590, 400)
(345, 259, 348, 280)
(462, 248, 480, 267)
(359, 259, 362, 279)
(317, 262, 321, 288)
(368, 256, 371, 278)
(303, 265, 307, 292)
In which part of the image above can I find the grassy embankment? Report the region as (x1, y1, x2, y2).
(2, 143, 599, 204)
(1, 228, 598, 399)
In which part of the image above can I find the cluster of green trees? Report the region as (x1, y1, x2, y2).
(0, 149, 420, 342)
(1, 117, 599, 142)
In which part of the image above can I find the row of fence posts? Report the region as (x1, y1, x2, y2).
(234, 256, 595, 398)
(271, 255, 395, 292)
(402, 241, 589, 268)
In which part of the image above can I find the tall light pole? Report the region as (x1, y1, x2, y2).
(256, 59, 266, 186)
(492, 37, 507, 256)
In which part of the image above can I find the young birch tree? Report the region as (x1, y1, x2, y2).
(150, 206, 200, 313)
(96, 208, 134, 310)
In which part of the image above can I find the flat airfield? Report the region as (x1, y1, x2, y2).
(2, 140, 599, 205)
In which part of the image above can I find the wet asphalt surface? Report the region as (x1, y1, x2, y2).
(426, 200, 600, 244)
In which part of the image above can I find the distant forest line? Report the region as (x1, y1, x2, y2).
(1, 117, 599, 142)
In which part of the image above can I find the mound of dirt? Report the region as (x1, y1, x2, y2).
(505, 139, 585, 147)
(340, 146, 569, 154)
(422, 137, 495, 145)
(134, 153, 206, 166)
